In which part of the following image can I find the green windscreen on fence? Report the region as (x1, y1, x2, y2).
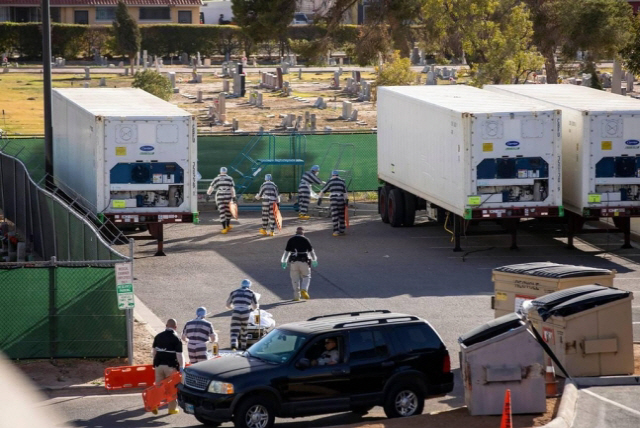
(5, 132, 379, 194)
(0, 266, 127, 359)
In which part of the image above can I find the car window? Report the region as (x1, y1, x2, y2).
(247, 329, 307, 363)
(349, 329, 388, 360)
(392, 324, 443, 353)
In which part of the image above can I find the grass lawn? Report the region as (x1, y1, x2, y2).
(0, 73, 135, 135)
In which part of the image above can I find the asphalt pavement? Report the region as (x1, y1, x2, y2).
(45, 201, 640, 427)
(572, 386, 640, 428)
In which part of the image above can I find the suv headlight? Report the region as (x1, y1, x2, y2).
(207, 381, 234, 394)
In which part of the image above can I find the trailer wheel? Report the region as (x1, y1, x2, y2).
(379, 186, 390, 223)
(403, 191, 416, 227)
(388, 188, 405, 227)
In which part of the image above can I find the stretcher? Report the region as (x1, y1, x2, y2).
(142, 371, 182, 412)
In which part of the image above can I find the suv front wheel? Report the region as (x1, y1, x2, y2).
(383, 382, 425, 418)
(234, 395, 276, 428)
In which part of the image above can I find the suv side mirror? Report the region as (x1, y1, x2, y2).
(296, 358, 311, 369)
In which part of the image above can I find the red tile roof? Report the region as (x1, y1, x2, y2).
(1, 0, 202, 5)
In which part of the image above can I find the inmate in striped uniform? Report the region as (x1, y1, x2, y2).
(320, 175, 348, 234)
(210, 173, 236, 229)
(182, 318, 217, 363)
(298, 170, 322, 215)
(226, 287, 258, 350)
(257, 180, 279, 232)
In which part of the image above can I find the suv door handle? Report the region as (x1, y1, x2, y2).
(381, 361, 395, 368)
(332, 369, 348, 375)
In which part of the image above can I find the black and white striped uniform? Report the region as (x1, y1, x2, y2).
(257, 181, 279, 232)
(182, 318, 216, 363)
(320, 176, 348, 233)
(298, 170, 322, 214)
(226, 288, 258, 350)
(210, 174, 235, 225)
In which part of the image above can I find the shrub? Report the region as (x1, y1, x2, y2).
(132, 70, 172, 101)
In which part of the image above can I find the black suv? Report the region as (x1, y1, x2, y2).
(177, 310, 454, 428)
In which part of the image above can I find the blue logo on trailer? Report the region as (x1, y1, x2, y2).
(625, 140, 639, 146)
(140, 146, 155, 151)
(505, 141, 520, 147)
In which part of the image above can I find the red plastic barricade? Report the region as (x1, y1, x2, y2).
(104, 364, 155, 390)
(142, 371, 182, 412)
(274, 202, 283, 230)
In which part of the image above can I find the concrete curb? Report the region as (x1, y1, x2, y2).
(42, 384, 142, 398)
(574, 376, 640, 387)
(543, 380, 578, 428)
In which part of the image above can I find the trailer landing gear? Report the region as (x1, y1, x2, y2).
(566, 211, 632, 250)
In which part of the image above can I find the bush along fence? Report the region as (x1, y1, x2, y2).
(0, 23, 360, 60)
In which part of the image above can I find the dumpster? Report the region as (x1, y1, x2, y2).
(492, 262, 615, 318)
(459, 313, 546, 416)
(528, 285, 633, 377)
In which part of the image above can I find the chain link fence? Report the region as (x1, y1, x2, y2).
(0, 260, 128, 359)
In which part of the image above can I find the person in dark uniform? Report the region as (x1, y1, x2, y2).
(281, 227, 318, 300)
(151, 319, 184, 415)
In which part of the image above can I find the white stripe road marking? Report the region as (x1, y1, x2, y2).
(582, 388, 640, 417)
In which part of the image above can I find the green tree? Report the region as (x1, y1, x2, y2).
(232, 0, 295, 55)
(621, 18, 640, 76)
(132, 70, 172, 101)
(112, 0, 141, 74)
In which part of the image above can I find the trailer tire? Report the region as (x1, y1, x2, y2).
(403, 191, 416, 227)
(379, 186, 390, 223)
(388, 189, 405, 227)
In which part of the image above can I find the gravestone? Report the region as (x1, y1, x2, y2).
(223, 80, 230, 92)
(612, 59, 622, 95)
(341, 101, 352, 120)
(256, 92, 263, 107)
(181, 52, 189, 65)
(411, 47, 420, 65)
(310, 114, 316, 130)
(627, 72, 634, 93)
(84, 67, 90, 80)
(143, 50, 148, 71)
(601, 73, 612, 89)
(276, 68, 283, 89)
(204, 58, 211, 66)
(313, 97, 326, 109)
(331, 70, 340, 89)
(426, 71, 436, 85)
(99, 77, 106, 87)
(124, 67, 129, 76)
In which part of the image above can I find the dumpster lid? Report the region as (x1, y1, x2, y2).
(494, 263, 612, 278)
(531, 284, 608, 320)
(541, 288, 630, 320)
(458, 313, 524, 347)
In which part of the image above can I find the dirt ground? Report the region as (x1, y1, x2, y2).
(15, 318, 153, 388)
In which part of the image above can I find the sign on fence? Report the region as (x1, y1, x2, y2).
(116, 263, 135, 310)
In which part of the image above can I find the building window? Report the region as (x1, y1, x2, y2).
(178, 10, 192, 24)
(139, 7, 171, 21)
(96, 7, 116, 21)
(51, 7, 61, 23)
(0, 7, 10, 22)
(74, 10, 89, 24)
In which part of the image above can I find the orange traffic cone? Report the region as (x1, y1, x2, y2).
(500, 389, 513, 428)
(545, 364, 559, 397)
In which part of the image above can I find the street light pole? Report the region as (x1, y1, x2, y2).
(42, 0, 53, 180)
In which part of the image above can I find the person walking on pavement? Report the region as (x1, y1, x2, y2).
(207, 167, 236, 234)
(226, 279, 259, 351)
(318, 170, 348, 236)
(255, 174, 279, 236)
(151, 318, 184, 415)
(298, 165, 323, 220)
(181, 307, 218, 363)
(281, 226, 317, 300)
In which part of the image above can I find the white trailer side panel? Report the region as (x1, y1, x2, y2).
(378, 86, 562, 219)
(485, 84, 640, 216)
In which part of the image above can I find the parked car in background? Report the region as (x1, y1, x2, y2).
(177, 310, 454, 428)
(292, 12, 312, 25)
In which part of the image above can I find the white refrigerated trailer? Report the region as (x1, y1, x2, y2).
(377, 85, 563, 250)
(485, 84, 640, 248)
(52, 88, 198, 255)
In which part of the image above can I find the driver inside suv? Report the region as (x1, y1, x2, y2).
(311, 336, 340, 366)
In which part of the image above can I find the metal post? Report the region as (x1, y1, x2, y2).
(48, 256, 57, 357)
(126, 239, 134, 365)
(453, 215, 463, 252)
(42, 0, 54, 180)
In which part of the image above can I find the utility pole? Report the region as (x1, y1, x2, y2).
(42, 0, 53, 180)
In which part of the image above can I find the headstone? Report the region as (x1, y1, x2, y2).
(118, 61, 124, 67)
(353, 71, 361, 82)
(349, 109, 358, 121)
(411, 46, 420, 65)
(223, 80, 230, 92)
(276, 68, 283, 89)
(84, 67, 90, 80)
(221, 62, 229, 77)
(332, 70, 340, 89)
(622, 87, 627, 96)
(283, 81, 291, 96)
(83, 82, 89, 88)
(232, 118, 239, 131)
(298, 68, 302, 79)
(601, 73, 612, 89)
(168, 71, 176, 89)
(218, 93, 226, 117)
(136, 51, 141, 67)
(124, 67, 129, 76)
(310, 114, 316, 130)
(204, 58, 211, 66)
(252, 56, 258, 67)
(422, 65, 431, 73)
(627, 72, 634, 93)
(256, 92, 263, 107)
(197, 52, 202, 67)
(313, 97, 326, 109)
(143, 50, 148, 71)
(196, 90, 203, 103)
(612, 59, 622, 95)
(99, 77, 106, 87)
(426, 71, 436, 85)
(341, 101, 352, 120)
(442, 67, 450, 78)
(451, 69, 457, 79)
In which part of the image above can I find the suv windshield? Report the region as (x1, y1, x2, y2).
(247, 329, 307, 364)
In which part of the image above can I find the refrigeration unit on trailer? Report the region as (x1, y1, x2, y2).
(485, 84, 640, 249)
(377, 85, 563, 251)
(52, 88, 198, 256)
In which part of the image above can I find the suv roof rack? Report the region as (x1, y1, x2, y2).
(333, 315, 420, 329)
(307, 310, 391, 321)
